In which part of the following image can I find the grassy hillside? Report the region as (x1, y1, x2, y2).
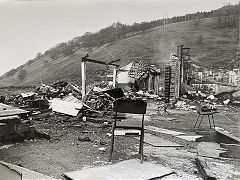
(0, 17, 238, 87)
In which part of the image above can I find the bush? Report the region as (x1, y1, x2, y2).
(18, 69, 28, 80)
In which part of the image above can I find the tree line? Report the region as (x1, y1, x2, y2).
(3, 3, 240, 80)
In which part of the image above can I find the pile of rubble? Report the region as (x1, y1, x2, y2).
(0, 81, 165, 143)
(1, 79, 240, 143)
(170, 89, 240, 112)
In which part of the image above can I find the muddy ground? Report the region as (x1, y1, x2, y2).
(0, 100, 240, 179)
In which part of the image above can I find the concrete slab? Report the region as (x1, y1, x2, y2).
(175, 135, 203, 141)
(215, 128, 240, 145)
(135, 133, 183, 147)
(220, 143, 240, 159)
(63, 159, 173, 180)
(196, 156, 240, 180)
(145, 126, 185, 136)
(196, 142, 227, 158)
(0, 161, 57, 180)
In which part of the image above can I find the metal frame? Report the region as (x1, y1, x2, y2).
(81, 56, 120, 99)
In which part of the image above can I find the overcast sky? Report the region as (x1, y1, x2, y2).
(0, 0, 238, 75)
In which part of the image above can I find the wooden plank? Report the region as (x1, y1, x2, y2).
(145, 126, 184, 136)
(0, 109, 29, 117)
(64, 159, 173, 180)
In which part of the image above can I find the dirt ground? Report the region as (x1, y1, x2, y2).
(0, 100, 240, 179)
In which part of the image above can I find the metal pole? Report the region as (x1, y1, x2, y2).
(81, 61, 86, 99)
(113, 67, 117, 88)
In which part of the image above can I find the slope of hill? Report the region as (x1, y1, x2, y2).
(0, 17, 238, 87)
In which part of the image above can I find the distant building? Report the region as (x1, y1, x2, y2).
(117, 61, 162, 94)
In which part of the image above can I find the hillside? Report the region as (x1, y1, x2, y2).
(0, 17, 238, 87)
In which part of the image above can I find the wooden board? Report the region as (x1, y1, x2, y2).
(0, 109, 29, 117)
(64, 159, 173, 180)
(135, 133, 183, 147)
(145, 126, 185, 136)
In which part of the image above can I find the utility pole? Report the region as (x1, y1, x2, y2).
(81, 61, 86, 99)
(178, 45, 190, 96)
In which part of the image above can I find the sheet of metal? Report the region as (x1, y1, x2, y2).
(50, 98, 82, 116)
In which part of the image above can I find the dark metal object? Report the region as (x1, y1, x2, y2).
(110, 99, 147, 163)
